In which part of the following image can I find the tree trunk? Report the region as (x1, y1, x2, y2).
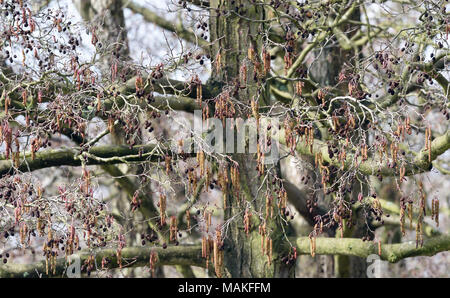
(209, 0, 294, 277)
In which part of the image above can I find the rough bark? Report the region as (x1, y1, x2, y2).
(209, 0, 294, 277)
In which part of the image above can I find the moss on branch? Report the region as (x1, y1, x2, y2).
(279, 130, 450, 177)
(0, 245, 204, 278)
(294, 234, 450, 263)
(0, 144, 173, 177)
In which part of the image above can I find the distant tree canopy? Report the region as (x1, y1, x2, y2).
(0, 0, 449, 278)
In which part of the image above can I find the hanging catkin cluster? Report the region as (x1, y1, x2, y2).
(431, 197, 440, 227)
(218, 163, 229, 208)
(201, 235, 214, 269)
(149, 251, 158, 277)
(169, 216, 178, 243)
(262, 47, 271, 76)
(244, 209, 252, 236)
(230, 163, 240, 198)
(309, 233, 317, 258)
(213, 229, 224, 277)
(159, 194, 167, 226)
(214, 91, 235, 121)
(424, 125, 432, 162)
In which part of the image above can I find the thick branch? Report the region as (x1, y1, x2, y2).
(280, 130, 450, 177)
(293, 234, 450, 263)
(103, 92, 201, 114)
(0, 245, 203, 278)
(120, 75, 219, 100)
(0, 144, 171, 177)
(2, 234, 448, 277)
(123, 1, 208, 49)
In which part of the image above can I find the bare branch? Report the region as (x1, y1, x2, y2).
(284, 180, 328, 227)
(123, 1, 209, 49)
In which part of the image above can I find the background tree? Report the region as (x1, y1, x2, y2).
(0, 0, 449, 278)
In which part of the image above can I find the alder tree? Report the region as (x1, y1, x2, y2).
(0, 0, 449, 278)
